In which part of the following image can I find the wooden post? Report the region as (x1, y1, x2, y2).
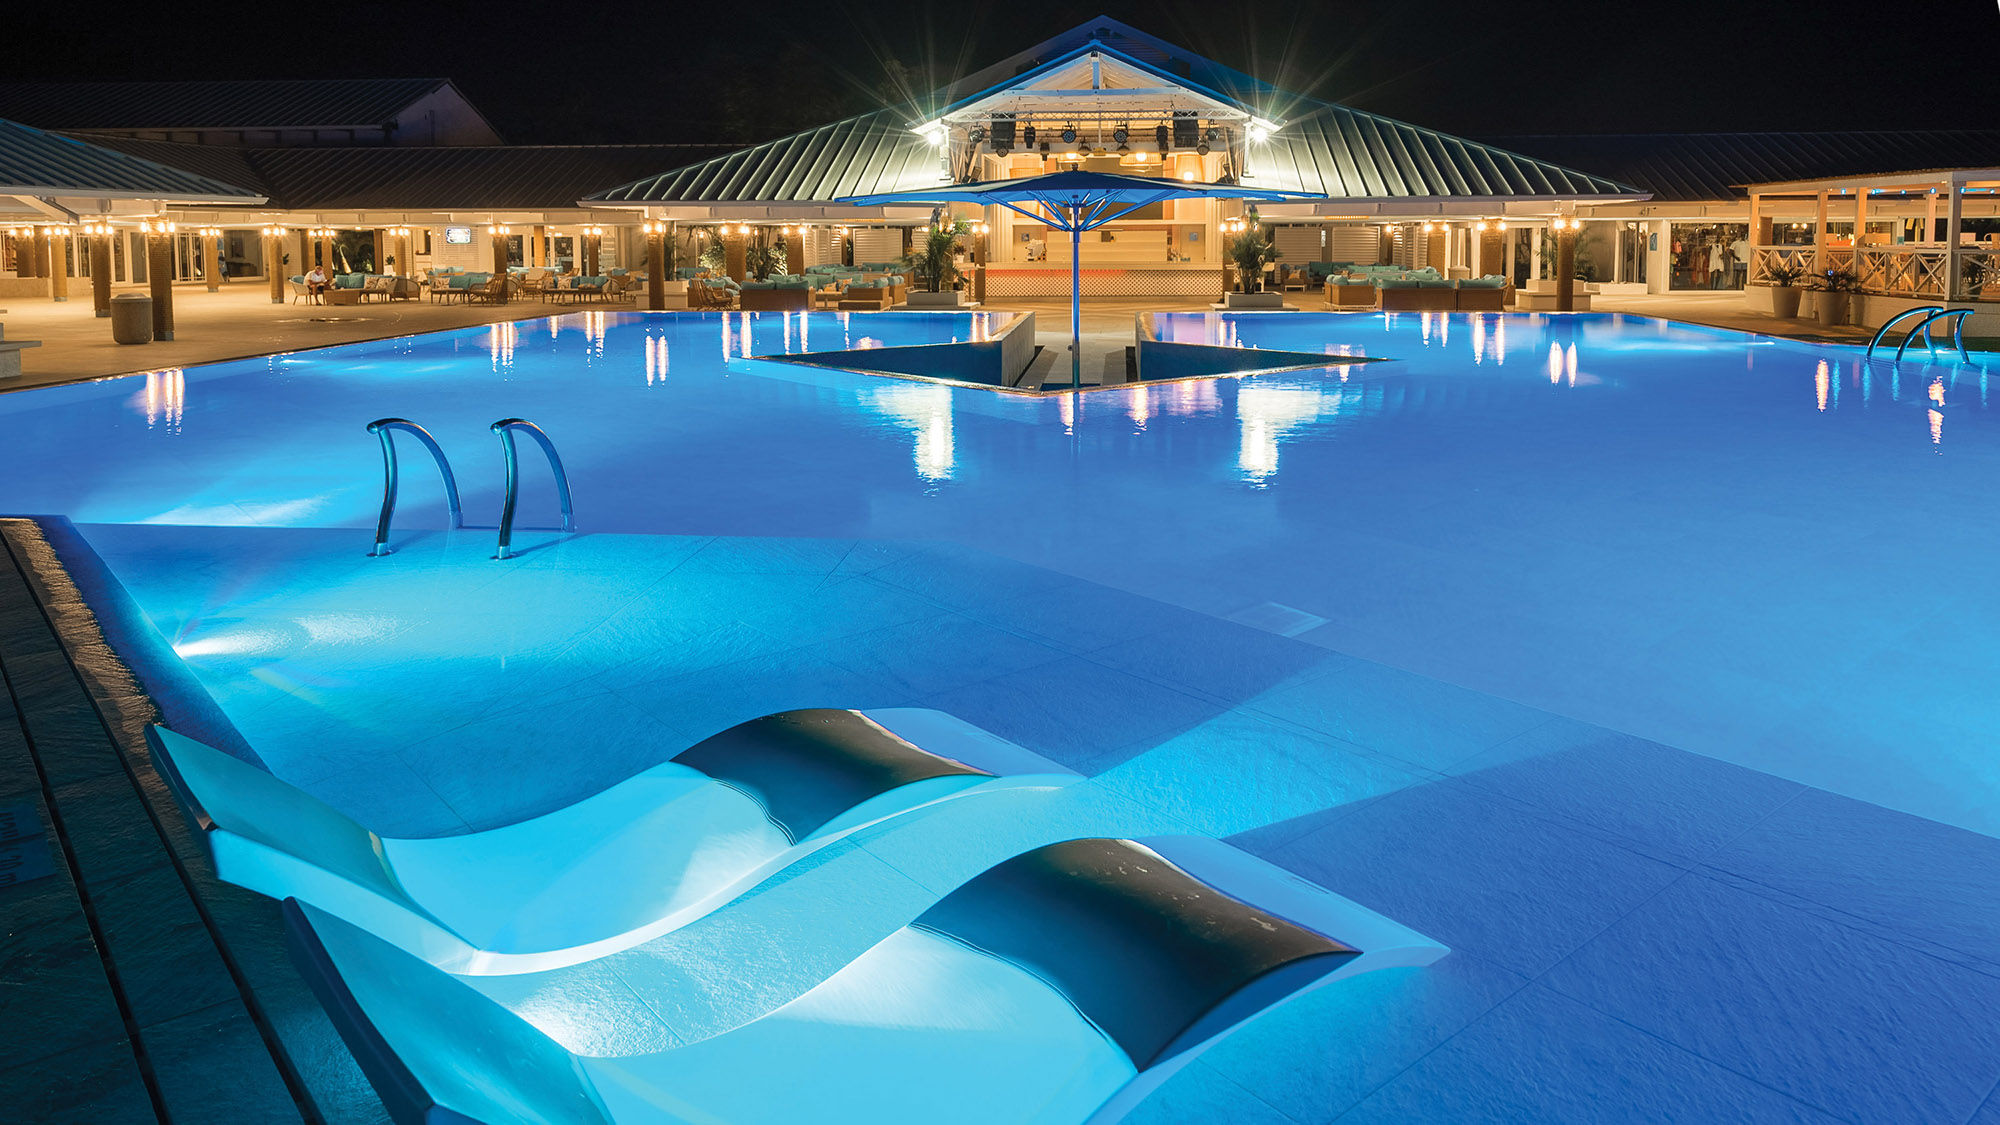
(786, 228, 805, 276)
(1813, 190, 1830, 274)
(1746, 192, 1763, 279)
(1945, 176, 1964, 300)
(369, 229, 383, 275)
(47, 228, 70, 302)
(646, 227, 666, 310)
(266, 233, 285, 303)
(1852, 187, 1869, 293)
(530, 225, 545, 268)
(723, 227, 746, 282)
(1924, 187, 1939, 244)
(147, 228, 176, 341)
(89, 229, 112, 316)
(973, 223, 988, 304)
(205, 231, 221, 292)
(585, 232, 602, 277)
(490, 227, 510, 303)
(1555, 222, 1576, 311)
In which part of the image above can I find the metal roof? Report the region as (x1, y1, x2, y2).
(0, 78, 461, 132)
(594, 29, 1643, 207)
(63, 136, 731, 211)
(248, 144, 734, 210)
(590, 110, 943, 204)
(1485, 131, 2000, 201)
(1255, 105, 1641, 201)
(0, 118, 264, 202)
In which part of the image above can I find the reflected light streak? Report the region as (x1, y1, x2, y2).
(488, 322, 517, 371)
(1493, 315, 1506, 365)
(1566, 343, 1578, 387)
(1548, 342, 1563, 384)
(1236, 384, 1346, 485)
(645, 335, 670, 385)
(138, 368, 186, 431)
(862, 383, 957, 482)
(1815, 360, 1830, 412)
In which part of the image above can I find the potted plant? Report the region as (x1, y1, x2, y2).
(1225, 212, 1283, 308)
(905, 220, 970, 308)
(1808, 267, 1858, 328)
(1761, 260, 1805, 318)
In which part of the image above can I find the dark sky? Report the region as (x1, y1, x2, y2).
(16, 0, 2000, 145)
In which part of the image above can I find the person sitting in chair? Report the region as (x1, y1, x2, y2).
(304, 265, 330, 301)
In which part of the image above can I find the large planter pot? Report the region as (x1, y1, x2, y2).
(1224, 291, 1285, 309)
(1814, 291, 1849, 328)
(1769, 285, 1802, 319)
(904, 290, 965, 308)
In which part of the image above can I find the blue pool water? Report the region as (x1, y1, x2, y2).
(8, 308, 2000, 1122)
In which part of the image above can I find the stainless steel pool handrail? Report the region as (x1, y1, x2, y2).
(491, 418, 574, 560)
(1895, 308, 1975, 364)
(366, 418, 463, 557)
(1866, 306, 1941, 358)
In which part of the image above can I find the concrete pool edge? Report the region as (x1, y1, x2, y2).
(0, 516, 385, 1124)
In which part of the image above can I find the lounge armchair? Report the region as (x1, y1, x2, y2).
(146, 708, 1078, 973)
(838, 280, 895, 310)
(289, 276, 316, 304)
(688, 278, 736, 310)
(285, 835, 1445, 1125)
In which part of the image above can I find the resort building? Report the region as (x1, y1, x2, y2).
(4, 20, 1999, 328)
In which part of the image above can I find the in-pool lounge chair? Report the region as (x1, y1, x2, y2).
(147, 708, 1078, 973)
(286, 835, 1446, 1125)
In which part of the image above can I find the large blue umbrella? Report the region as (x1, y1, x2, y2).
(842, 171, 1318, 389)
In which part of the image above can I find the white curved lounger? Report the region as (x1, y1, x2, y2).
(147, 707, 1078, 974)
(285, 835, 1447, 1125)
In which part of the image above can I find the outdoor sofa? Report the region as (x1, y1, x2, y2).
(739, 275, 815, 310)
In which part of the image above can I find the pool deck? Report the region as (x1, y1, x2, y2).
(0, 287, 1923, 395)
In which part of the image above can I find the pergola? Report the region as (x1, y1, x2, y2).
(1744, 166, 2000, 304)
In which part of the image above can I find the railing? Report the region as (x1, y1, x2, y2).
(491, 418, 574, 560)
(366, 419, 462, 557)
(1750, 245, 1816, 284)
(1896, 309, 1975, 363)
(1865, 306, 1941, 357)
(1855, 246, 1951, 299)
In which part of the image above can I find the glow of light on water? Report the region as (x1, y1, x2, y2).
(1567, 343, 1578, 387)
(136, 368, 186, 431)
(645, 335, 670, 385)
(1237, 384, 1345, 485)
(1127, 385, 1151, 431)
(1548, 342, 1563, 384)
(862, 383, 956, 482)
(489, 322, 516, 371)
(1815, 360, 1830, 412)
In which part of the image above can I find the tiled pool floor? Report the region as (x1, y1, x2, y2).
(80, 524, 2000, 1124)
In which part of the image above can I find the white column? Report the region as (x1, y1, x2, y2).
(1530, 227, 1544, 280)
(1646, 220, 1671, 295)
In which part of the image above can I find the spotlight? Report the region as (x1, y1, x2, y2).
(1023, 124, 1036, 147)
(1196, 142, 1210, 156)
(1061, 126, 1077, 145)
(1112, 126, 1128, 145)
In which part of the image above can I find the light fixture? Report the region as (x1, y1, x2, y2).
(1497, 220, 1508, 231)
(1023, 124, 1037, 148)
(1247, 122, 1270, 144)
(1474, 221, 1486, 232)
(140, 219, 178, 235)
(643, 220, 669, 235)
(1112, 126, 1129, 146)
(1061, 126, 1078, 145)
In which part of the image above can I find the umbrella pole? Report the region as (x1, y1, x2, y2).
(1070, 221, 1082, 391)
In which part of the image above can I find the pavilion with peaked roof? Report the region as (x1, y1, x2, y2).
(588, 16, 1646, 298)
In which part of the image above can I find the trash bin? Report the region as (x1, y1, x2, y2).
(110, 293, 152, 345)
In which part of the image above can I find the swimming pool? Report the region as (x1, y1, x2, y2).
(10, 309, 1997, 834)
(9, 308, 2000, 1123)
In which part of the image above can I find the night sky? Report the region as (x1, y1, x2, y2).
(14, 0, 2000, 145)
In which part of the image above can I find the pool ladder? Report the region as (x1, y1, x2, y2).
(1865, 306, 1976, 364)
(367, 417, 574, 559)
